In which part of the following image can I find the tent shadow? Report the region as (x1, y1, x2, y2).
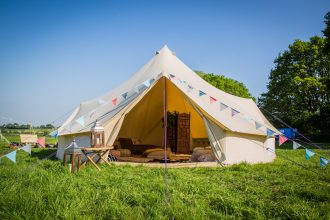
(31, 148, 57, 160)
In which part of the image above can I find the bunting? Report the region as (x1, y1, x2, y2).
(255, 121, 263, 129)
(22, 144, 31, 155)
(143, 79, 151, 88)
(231, 108, 240, 117)
(279, 135, 288, 146)
(75, 116, 85, 127)
(210, 96, 217, 104)
(122, 92, 128, 99)
(112, 98, 117, 106)
(242, 114, 251, 122)
(320, 157, 329, 167)
(267, 128, 275, 137)
(292, 141, 302, 150)
(169, 74, 175, 78)
(37, 137, 45, 147)
(6, 150, 16, 163)
(188, 85, 194, 90)
(199, 90, 206, 96)
(133, 86, 139, 93)
(98, 99, 106, 105)
(220, 102, 228, 111)
(305, 149, 315, 160)
(49, 130, 58, 138)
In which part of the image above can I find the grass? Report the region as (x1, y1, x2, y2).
(0, 139, 329, 219)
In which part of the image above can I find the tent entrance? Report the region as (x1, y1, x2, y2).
(112, 78, 214, 163)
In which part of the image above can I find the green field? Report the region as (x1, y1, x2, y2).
(0, 138, 329, 219)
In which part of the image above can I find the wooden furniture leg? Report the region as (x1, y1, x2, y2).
(86, 155, 101, 170)
(71, 154, 75, 173)
(100, 151, 112, 167)
(63, 154, 66, 166)
(77, 154, 81, 171)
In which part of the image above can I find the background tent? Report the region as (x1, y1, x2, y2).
(56, 45, 277, 165)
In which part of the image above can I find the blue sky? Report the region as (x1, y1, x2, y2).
(0, 0, 329, 125)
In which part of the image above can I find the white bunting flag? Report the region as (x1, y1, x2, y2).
(75, 116, 85, 127)
(22, 144, 32, 155)
(292, 141, 302, 150)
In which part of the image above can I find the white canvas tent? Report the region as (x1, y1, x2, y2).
(56, 45, 277, 165)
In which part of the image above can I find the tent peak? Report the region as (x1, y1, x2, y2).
(156, 45, 176, 56)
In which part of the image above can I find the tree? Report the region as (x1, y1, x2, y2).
(195, 71, 254, 100)
(323, 11, 330, 54)
(258, 36, 330, 135)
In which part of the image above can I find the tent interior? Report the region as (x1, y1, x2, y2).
(112, 77, 216, 163)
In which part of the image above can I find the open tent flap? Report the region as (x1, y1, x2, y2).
(113, 77, 227, 162)
(116, 77, 210, 147)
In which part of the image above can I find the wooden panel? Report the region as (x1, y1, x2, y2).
(176, 113, 190, 154)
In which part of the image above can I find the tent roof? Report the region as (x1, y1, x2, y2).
(58, 45, 276, 136)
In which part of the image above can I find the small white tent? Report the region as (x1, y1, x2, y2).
(56, 45, 277, 165)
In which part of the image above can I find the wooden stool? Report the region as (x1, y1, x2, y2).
(63, 152, 82, 173)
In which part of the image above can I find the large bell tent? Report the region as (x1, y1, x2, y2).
(56, 45, 277, 165)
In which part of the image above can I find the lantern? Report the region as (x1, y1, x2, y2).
(91, 120, 105, 147)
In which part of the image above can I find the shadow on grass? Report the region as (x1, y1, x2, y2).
(31, 148, 57, 160)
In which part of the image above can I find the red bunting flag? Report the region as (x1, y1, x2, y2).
(210, 96, 217, 104)
(112, 98, 117, 106)
(37, 137, 45, 148)
(279, 135, 288, 146)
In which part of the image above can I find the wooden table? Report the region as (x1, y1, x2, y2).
(81, 147, 112, 170)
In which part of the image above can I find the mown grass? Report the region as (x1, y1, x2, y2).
(0, 143, 329, 220)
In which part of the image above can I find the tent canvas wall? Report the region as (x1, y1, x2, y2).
(56, 45, 277, 165)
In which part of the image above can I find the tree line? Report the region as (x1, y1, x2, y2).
(0, 123, 55, 129)
(258, 12, 330, 140)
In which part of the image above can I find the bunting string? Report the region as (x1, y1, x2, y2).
(167, 73, 330, 167)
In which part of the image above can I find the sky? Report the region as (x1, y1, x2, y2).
(0, 0, 329, 125)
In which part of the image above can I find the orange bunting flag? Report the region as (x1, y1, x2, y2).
(210, 96, 217, 104)
(112, 98, 117, 106)
(279, 135, 288, 146)
(37, 137, 45, 148)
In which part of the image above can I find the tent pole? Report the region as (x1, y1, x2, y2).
(162, 76, 169, 211)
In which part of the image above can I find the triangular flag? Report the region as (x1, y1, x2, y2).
(210, 96, 217, 104)
(242, 114, 251, 122)
(122, 92, 128, 99)
(22, 144, 31, 155)
(320, 157, 329, 167)
(199, 90, 206, 96)
(267, 128, 275, 137)
(169, 74, 175, 78)
(49, 130, 58, 138)
(37, 137, 46, 147)
(142, 79, 151, 88)
(98, 99, 106, 105)
(220, 102, 228, 111)
(255, 121, 263, 129)
(6, 150, 16, 163)
(231, 108, 240, 117)
(305, 148, 315, 160)
(112, 98, 117, 106)
(279, 135, 288, 146)
(133, 86, 139, 93)
(188, 85, 194, 90)
(76, 116, 85, 127)
(292, 141, 302, 150)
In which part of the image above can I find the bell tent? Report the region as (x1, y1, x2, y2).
(56, 45, 277, 165)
